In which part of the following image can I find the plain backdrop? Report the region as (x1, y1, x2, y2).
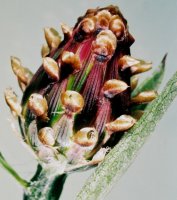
(0, 0, 177, 199)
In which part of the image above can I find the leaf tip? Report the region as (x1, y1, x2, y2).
(161, 53, 168, 68)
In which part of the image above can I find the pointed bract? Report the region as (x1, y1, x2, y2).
(41, 44, 50, 58)
(11, 56, 33, 86)
(4, 88, 22, 116)
(109, 15, 125, 38)
(61, 23, 73, 38)
(38, 127, 55, 146)
(80, 17, 96, 33)
(44, 27, 61, 50)
(106, 115, 136, 133)
(28, 93, 48, 118)
(61, 90, 84, 113)
(43, 57, 59, 81)
(131, 62, 152, 75)
(73, 127, 98, 147)
(103, 79, 129, 98)
(131, 75, 139, 91)
(131, 90, 157, 104)
(62, 51, 82, 70)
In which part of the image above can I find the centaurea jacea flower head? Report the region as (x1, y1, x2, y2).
(5, 5, 156, 172)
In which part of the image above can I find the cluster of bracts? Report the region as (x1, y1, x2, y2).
(5, 6, 157, 171)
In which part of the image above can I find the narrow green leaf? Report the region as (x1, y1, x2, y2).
(76, 69, 177, 200)
(132, 54, 167, 97)
(0, 152, 29, 188)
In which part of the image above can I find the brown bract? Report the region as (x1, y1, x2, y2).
(96, 10, 112, 28)
(73, 127, 98, 147)
(131, 91, 157, 104)
(38, 127, 55, 146)
(80, 17, 96, 33)
(92, 30, 117, 57)
(4, 88, 22, 116)
(11, 56, 33, 86)
(106, 115, 136, 133)
(44, 27, 61, 50)
(28, 93, 48, 117)
(61, 23, 73, 38)
(109, 15, 125, 38)
(103, 79, 129, 98)
(62, 51, 82, 71)
(43, 57, 59, 81)
(61, 90, 84, 113)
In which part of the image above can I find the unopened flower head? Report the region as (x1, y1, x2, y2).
(5, 5, 157, 172)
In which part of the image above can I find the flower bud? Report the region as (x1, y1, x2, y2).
(38, 127, 55, 146)
(103, 79, 129, 98)
(131, 90, 157, 104)
(42, 57, 59, 81)
(73, 127, 98, 147)
(10, 5, 157, 170)
(61, 51, 82, 70)
(106, 115, 136, 133)
(28, 93, 48, 117)
(44, 27, 61, 50)
(4, 88, 22, 116)
(61, 90, 84, 113)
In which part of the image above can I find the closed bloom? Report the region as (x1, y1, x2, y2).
(5, 5, 157, 172)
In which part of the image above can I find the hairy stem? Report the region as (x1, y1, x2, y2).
(24, 167, 67, 200)
(77, 70, 177, 200)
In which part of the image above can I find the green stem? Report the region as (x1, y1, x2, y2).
(24, 167, 67, 200)
(76, 70, 177, 200)
(0, 152, 29, 188)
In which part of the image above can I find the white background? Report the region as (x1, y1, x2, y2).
(0, 0, 177, 199)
